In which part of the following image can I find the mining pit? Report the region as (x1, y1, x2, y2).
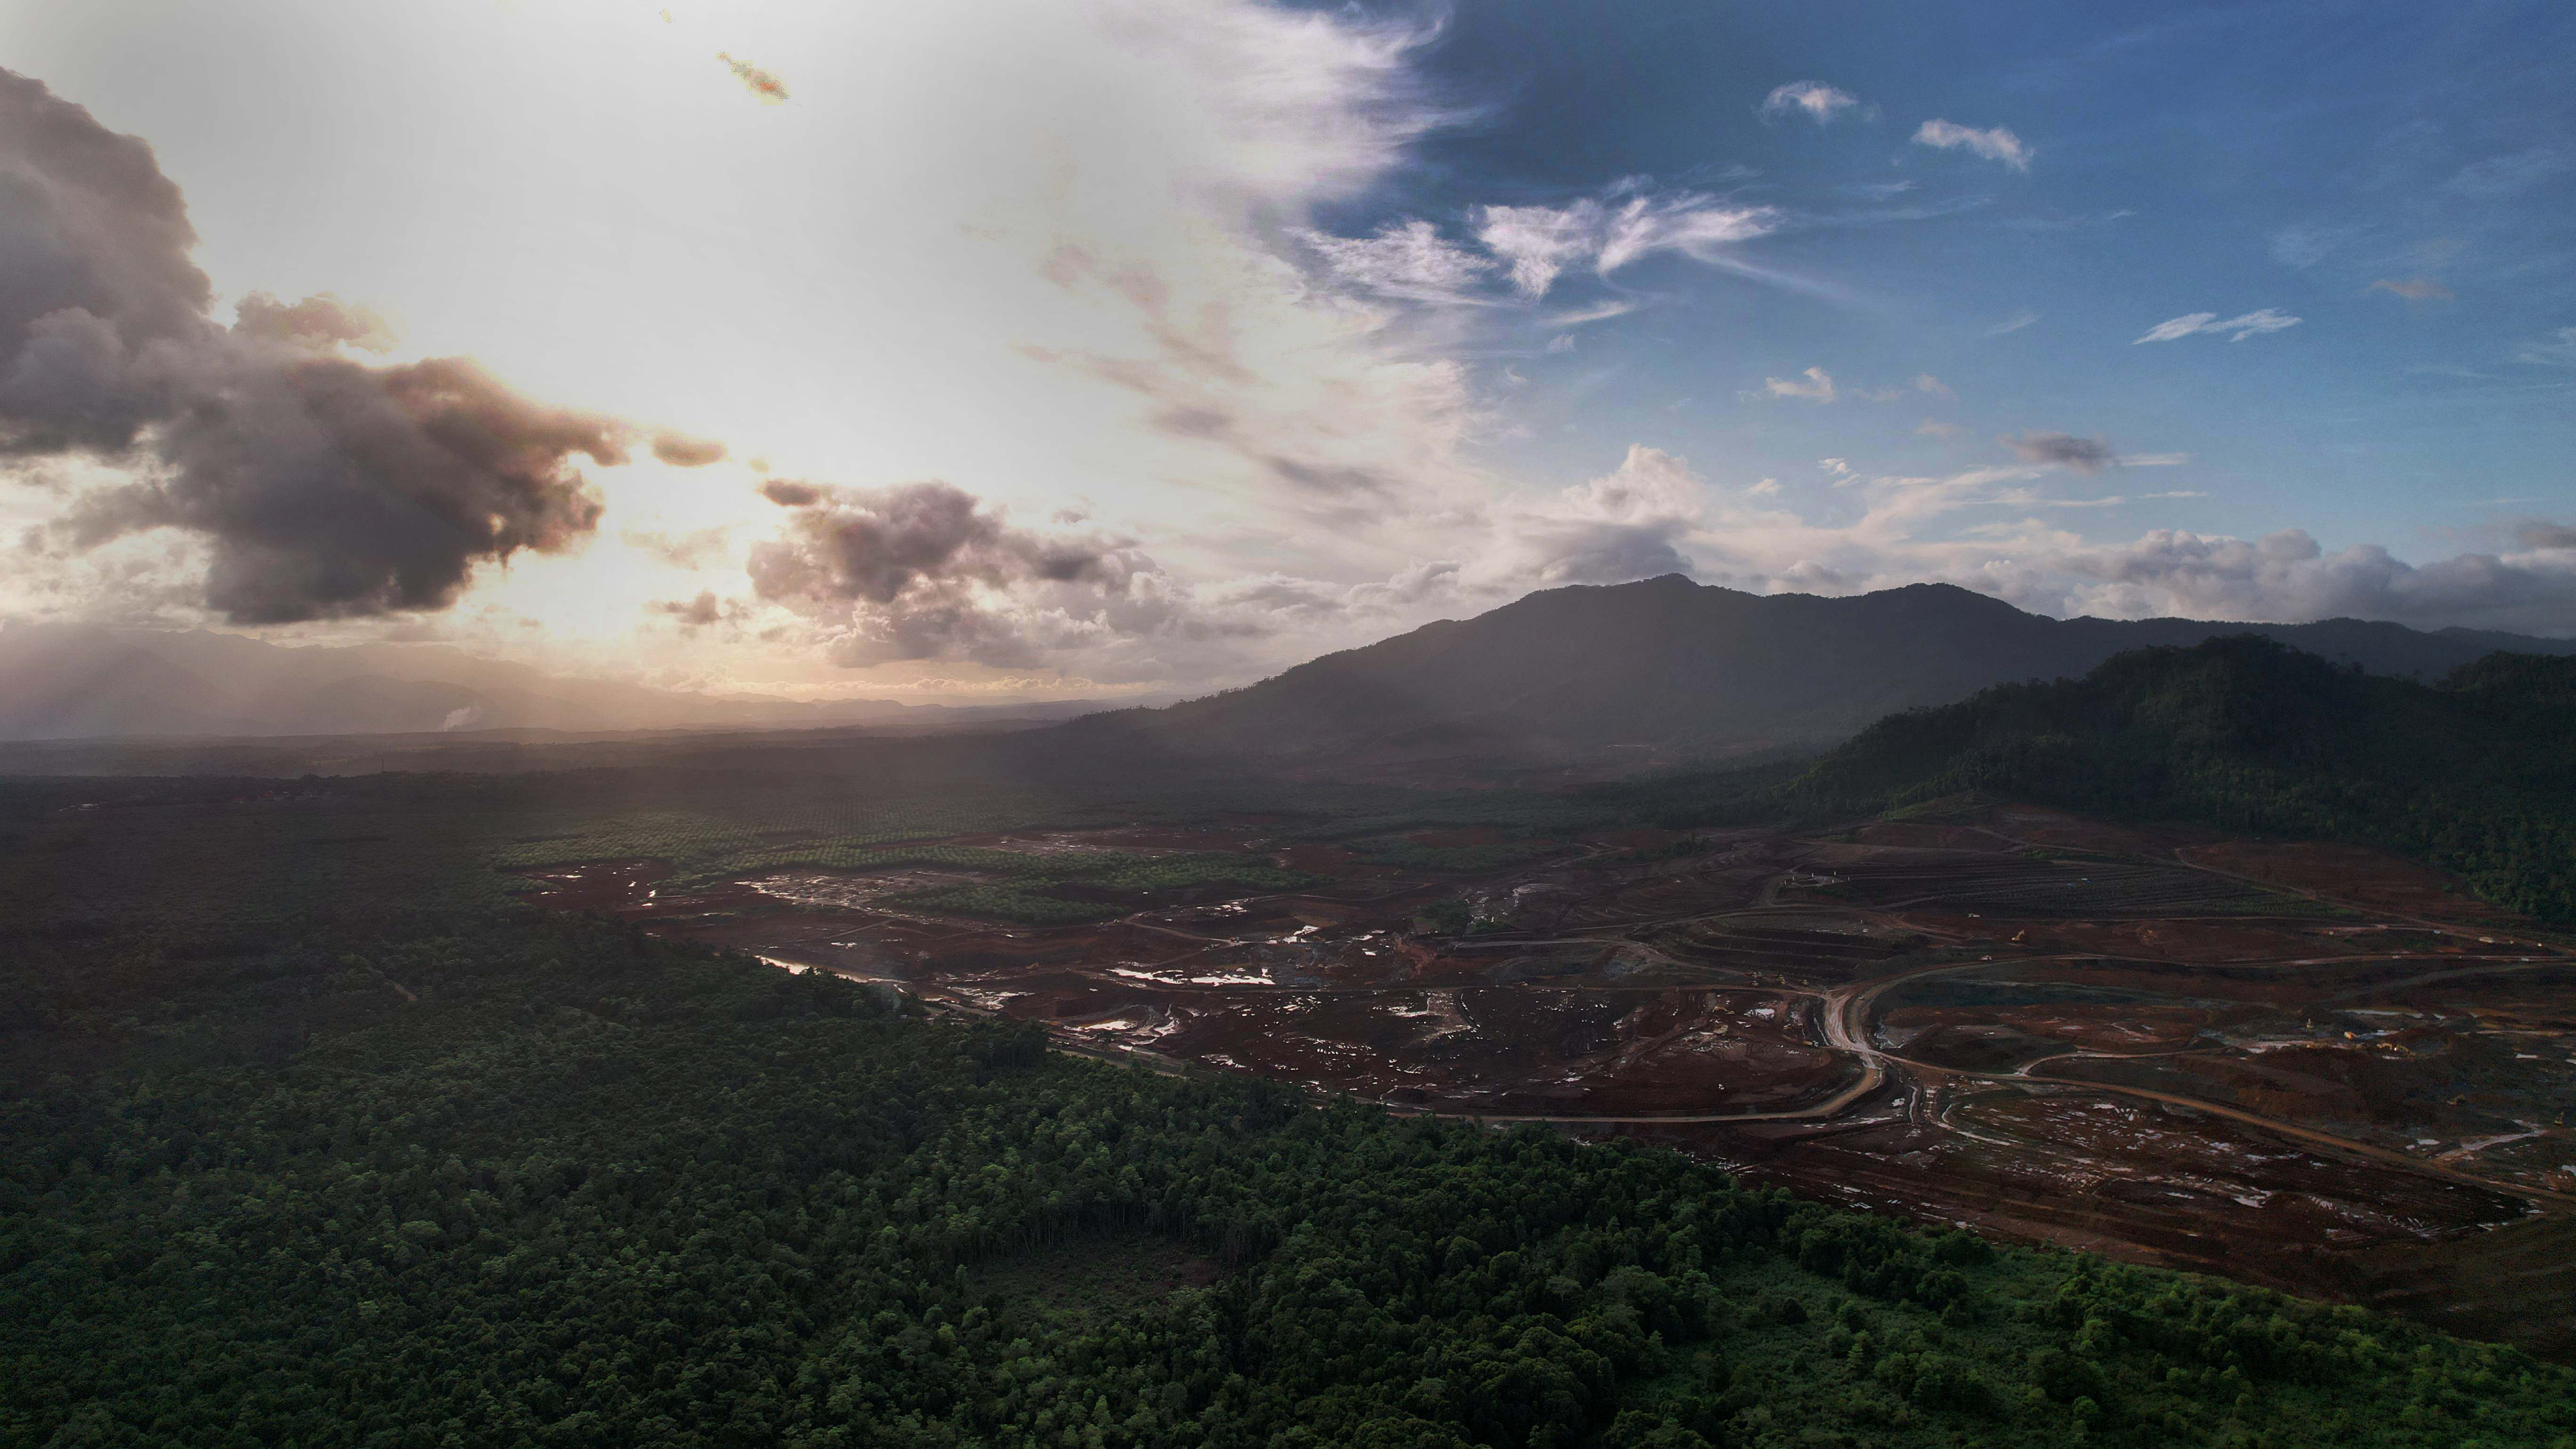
(515, 800, 2576, 1361)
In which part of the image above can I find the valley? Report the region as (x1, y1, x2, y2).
(515, 796, 2576, 1360)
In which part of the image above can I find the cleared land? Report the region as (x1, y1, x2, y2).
(515, 798, 2576, 1361)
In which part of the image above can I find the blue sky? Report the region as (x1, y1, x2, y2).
(0, 0, 2570, 697)
(1312, 0, 2574, 547)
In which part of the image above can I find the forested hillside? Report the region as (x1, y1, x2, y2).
(7, 899, 2573, 1448)
(1607, 637, 2576, 924)
(1079, 576, 2576, 767)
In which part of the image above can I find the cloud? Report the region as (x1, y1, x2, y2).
(1911, 120, 2031, 171)
(1914, 418, 1964, 440)
(233, 292, 394, 352)
(2512, 327, 2576, 367)
(2269, 225, 2354, 269)
(1760, 82, 1859, 125)
(2002, 432, 2117, 473)
(1544, 334, 1576, 354)
(1984, 309, 2039, 336)
(621, 525, 733, 569)
(1493, 444, 1706, 586)
(1473, 192, 1782, 299)
(649, 430, 728, 467)
(1854, 372, 1954, 402)
(1544, 446, 2576, 638)
(649, 590, 749, 632)
(745, 478, 1264, 672)
(2049, 528, 2576, 635)
(1759, 367, 1837, 402)
(1545, 299, 1638, 328)
(2367, 277, 2454, 304)
(2443, 145, 2572, 198)
(0, 67, 678, 624)
(2133, 307, 2302, 344)
(716, 52, 789, 104)
(1294, 218, 1493, 303)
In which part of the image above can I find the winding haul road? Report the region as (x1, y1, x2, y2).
(758, 825, 2575, 1213)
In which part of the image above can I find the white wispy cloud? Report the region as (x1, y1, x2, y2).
(1758, 367, 1838, 402)
(1984, 309, 2040, 336)
(2512, 326, 2576, 367)
(1294, 219, 1493, 302)
(1760, 81, 1860, 124)
(1474, 192, 1783, 299)
(1545, 299, 1640, 327)
(2133, 308, 2302, 344)
(1857, 373, 1954, 401)
(1912, 120, 2031, 171)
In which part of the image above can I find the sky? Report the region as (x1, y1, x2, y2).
(0, 0, 2570, 701)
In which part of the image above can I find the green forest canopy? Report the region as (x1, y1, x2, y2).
(5, 903, 2571, 1449)
(1595, 637, 2576, 924)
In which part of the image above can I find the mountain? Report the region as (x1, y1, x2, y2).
(1675, 635, 2576, 922)
(0, 623, 1132, 742)
(1079, 575, 2576, 768)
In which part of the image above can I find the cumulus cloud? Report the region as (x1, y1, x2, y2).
(1911, 120, 2031, 171)
(0, 67, 668, 623)
(1465, 444, 1708, 589)
(745, 478, 1265, 673)
(2133, 307, 2302, 344)
(2002, 432, 2117, 473)
(1473, 192, 1782, 299)
(2052, 528, 2576, 634)
(232, 292, 394, 352)
(1534, 447, 2576, 638)
(2367, 277, 2454, 304)
(1760, 82, 1859, 124)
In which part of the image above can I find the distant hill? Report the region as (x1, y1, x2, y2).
(1078, 575, 2576, 768)
(1618, 635, 2576, 923)
(0, 624, 1132, 742)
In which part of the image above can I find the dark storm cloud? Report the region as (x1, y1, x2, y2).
(746, 480, 1152, 667)
(2002, 430, 2117, 474)
(0, 68, 685, 622)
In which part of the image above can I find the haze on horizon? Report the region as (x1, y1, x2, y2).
(1, 0, 2570, 708)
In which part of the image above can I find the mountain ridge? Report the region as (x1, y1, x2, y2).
(1076, 575, 2576, 768)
